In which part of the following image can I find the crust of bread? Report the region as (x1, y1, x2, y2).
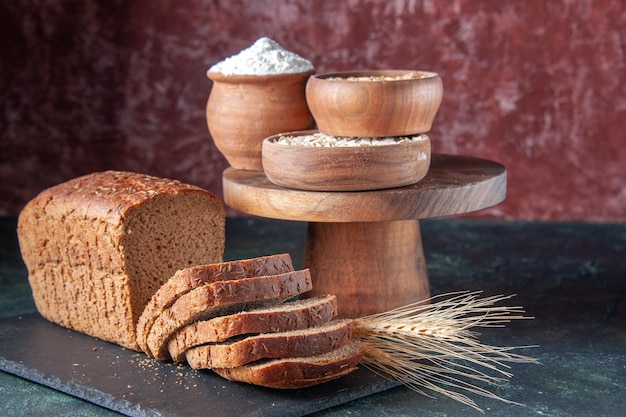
(17, 171, 225, 350)
(136, 254, 294, 354)
(146, 269, 313, 360)
(168, 295, 337, 362)
(185, 319, 352, 369)
(212, 341, 366, 389)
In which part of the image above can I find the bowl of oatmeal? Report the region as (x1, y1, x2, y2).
(262, 130, 431, 191)
(305, 70, 443, 138)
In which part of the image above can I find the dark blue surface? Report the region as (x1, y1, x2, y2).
(1, 216, 625, 417)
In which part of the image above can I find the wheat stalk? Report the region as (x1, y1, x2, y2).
(353, 291, 538, 412)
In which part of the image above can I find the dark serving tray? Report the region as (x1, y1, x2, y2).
(0, 313, 400, 417)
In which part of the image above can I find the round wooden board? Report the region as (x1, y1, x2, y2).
(223, 153, 507, 222)
(223, 153, 507, 317)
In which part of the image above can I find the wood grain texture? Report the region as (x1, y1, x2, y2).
(262, 133, 431, 191)
(306, 70, 443, 137)
(223, 153, 507, 222)
(304, 220, 430, 317)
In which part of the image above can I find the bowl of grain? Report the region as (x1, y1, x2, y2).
(262, 130, 431, 191)
(305, 70, 443, 138)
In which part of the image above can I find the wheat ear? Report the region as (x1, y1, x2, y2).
(353, 291, 538, 412)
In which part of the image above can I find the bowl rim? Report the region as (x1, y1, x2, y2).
(207, 69, 315, 83)
(263, 130, 429, 153)
(309, 69, 439, 82)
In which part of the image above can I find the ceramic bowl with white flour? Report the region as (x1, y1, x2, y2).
(206, 38, 315, 170)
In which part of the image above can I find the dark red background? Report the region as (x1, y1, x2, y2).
(1, 1, 624, 220)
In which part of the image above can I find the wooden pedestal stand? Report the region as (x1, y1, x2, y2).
(223, 154, 506, 318)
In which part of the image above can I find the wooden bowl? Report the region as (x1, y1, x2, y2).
(306, 70, 443, 137)
(262, 131, 431, 191)
(206, 70, 314, 170)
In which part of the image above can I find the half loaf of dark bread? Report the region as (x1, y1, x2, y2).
(17, 170, 225, 351)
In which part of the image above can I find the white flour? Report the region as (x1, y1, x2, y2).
(208, 37, 314, 76)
